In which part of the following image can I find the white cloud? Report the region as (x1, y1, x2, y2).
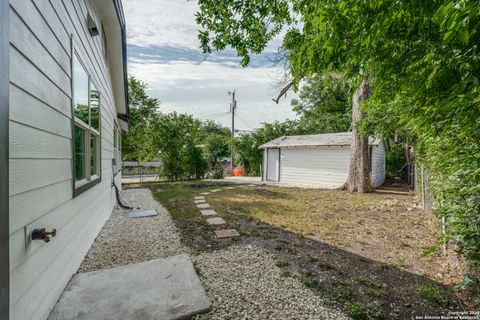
(124, 0, 200, 49)
(129, 60, 297, 129)
(124, 0, 296, 130)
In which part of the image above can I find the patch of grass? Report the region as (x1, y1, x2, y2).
(303, 278, 319, 288)
(317, 260, 336, 270)
(416, 283, 450, 305)
(345, 302, 369, 320)
(275, 260, 289, 268)
(332, 279, 353, 301)
(281, 270, 293, 278)
(346, 301, 384, 320)
(366, 288, 385, 298)
(192, 261, 202, 277)
(307, 255, 319, 263)
(420, 244, 439, 257)
(357, 275, 378, 288)
(274, 239, 296, 253)
(395, 257, 409, 269)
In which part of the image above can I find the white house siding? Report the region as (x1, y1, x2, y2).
(262, 149, 267, 181)
(8, 1, 120, 319)
(370, 143, 386, 187)
(279, 146, 351, 188)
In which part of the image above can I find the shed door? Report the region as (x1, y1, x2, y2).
(267, 148, 280, 181)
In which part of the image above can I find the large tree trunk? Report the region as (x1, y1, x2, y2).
(343, 76, 373, 193)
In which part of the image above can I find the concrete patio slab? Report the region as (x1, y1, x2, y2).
(196, 203, 210, 209)
(194, 196, 205, 200)
(200, 209, 217, 216)
(123, 209, 157, 218)
(206, 217, 225, 225)
(215, 229, 240, 238)
(48, 254, 210, 320)
(194, 199, 206, 204)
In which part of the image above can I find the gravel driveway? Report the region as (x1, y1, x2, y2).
(79, 188, 349, 319)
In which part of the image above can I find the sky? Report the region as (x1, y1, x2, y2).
(123, 0, 298, 131)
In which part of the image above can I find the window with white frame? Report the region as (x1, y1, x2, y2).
(73, 54, 101, 192)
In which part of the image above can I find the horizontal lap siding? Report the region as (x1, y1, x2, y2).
(280, 147, 350, 188)
(371, 143, 386, 187)
(9, 0, 119, 319)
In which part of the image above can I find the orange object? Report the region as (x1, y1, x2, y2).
(232, 167, 244, 176)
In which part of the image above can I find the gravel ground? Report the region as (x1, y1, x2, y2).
(78, 188, 348, 319)
(78, 188, 188, 272)
(193, 245, 349, 320)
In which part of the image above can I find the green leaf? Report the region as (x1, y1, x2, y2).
(456, 28, 469, 44)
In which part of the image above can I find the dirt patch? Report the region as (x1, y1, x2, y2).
(148, 182, 477, 319)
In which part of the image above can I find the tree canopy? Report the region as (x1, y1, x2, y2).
(122, 77, 231, 180)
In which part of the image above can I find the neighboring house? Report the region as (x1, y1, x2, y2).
(260, 132, 385, 188)
(1, 1, 129, 319)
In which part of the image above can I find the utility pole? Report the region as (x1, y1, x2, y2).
(228, 90, 237, 169)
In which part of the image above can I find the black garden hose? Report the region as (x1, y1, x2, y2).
(112, 181, 133, 210)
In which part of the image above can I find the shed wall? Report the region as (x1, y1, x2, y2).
(279, 146, 351, 188)
(370, 143, 386, 187)
(9, 1, 119, 319)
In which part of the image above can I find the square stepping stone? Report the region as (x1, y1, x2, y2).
(206, 217, 225, 225)
(48, 254, 210, 320)
(215, 229, 240, 239)
(196, 203, 210, 209)
(194, 200, 206, 204)
(226, 187, 235, 190)
(194, 196, 205, 200)
(210, 189, 221, 192)
(200, 209, 217, 216)
(200, 192, 210, 195)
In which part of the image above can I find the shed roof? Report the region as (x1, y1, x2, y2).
(259, 132, 380, 149)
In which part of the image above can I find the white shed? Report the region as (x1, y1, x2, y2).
(260, 132, 385, 188)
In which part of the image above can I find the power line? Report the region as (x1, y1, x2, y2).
(234, 112, 254, 130)
(200, 111, 230, 120)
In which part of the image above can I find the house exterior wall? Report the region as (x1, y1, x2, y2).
(370, 143, 386, 187)
(1, 0, 10, 318)
(279, 146, 351, 188)
(8, 1, 120, 319)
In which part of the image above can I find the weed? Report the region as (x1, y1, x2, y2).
(281, 270, 292, 278)
(318, 261, 336, 270)
(357, 275, 378, 288)
(332, 279, 353, 301)
(421, 245, 439, 257)
(346, 301, 383, 320)
(192, 261, 202, 277)
(307, 255, 319, 263)
(303, 278, 319, 288)
(345, 302, 369, 319)
(416, 283, 449, 305)
(396, 258, 409, 268)
(275, 260, 289, 268)
(366, 288, 385, 298)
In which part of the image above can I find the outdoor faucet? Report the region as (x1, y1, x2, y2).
(31, 228, 57, 243)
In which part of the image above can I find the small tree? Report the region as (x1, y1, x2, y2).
(122, 77, 160, 162)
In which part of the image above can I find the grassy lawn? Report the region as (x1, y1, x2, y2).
(144, 182, 476, 319)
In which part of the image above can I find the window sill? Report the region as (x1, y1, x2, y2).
(73, 176, 102, 197)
